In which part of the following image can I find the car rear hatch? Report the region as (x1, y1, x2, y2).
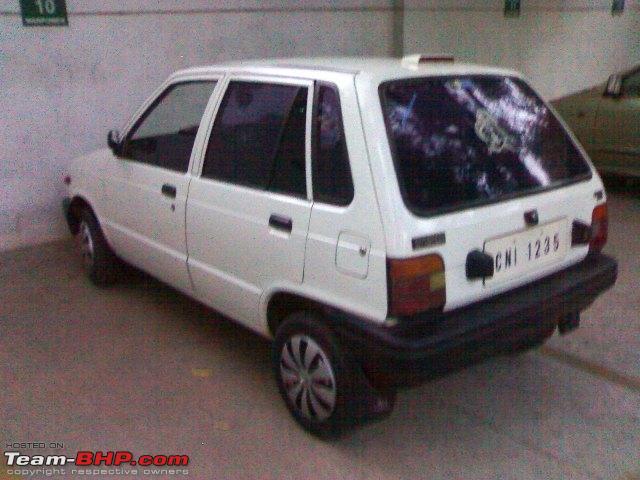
(378, 74, 605, 313)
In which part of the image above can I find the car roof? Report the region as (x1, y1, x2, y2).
(172, 57, 521, 84)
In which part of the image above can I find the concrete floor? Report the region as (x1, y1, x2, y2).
(1, 184, 639, 480)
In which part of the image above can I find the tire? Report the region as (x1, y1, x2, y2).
(272, 311, 395, 438)
(75, 208, 120, 287)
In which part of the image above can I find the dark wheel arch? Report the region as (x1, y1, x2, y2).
(65, 195, 94, 235)
(267, 292, 325, 337)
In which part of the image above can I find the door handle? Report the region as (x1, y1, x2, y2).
(269, 214, 292, 233)
(161, 184, 177, 198)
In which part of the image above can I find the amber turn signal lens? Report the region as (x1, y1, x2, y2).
(590, 203, 608, 254)
(387, 254, 446, 317)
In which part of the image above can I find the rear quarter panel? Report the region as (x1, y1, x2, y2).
(286, 73, 389, 325)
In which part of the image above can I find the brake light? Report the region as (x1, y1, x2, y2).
(387, 254, 446, 317)
(402, 54, 455, 65)
(590, 203, 608, 253)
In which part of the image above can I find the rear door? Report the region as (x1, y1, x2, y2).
(552, 86, 601, 153)
(186, 76, 313, 332)
(592, 69, 640, 175)
(101, 79, 218, 292)
(376, 74, 601, 311)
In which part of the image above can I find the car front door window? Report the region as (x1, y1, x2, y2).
(121, 81, 216, 172)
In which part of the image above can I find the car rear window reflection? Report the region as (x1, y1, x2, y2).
(380, 76, 591, 216)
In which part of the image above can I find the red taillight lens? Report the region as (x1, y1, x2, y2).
(387, 254, 446, 317)
(590, 203, 608, 253)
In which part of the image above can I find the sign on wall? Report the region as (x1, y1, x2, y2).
(504, 0, 521, 17)
(20, 0, 68, 26)
(612, 0, 625, 14)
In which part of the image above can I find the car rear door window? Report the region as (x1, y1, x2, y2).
(202, 81, 308, 198)
(312, 83, 354, 205)
(122, 81, 216, 172)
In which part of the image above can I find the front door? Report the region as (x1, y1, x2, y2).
(187, 77, 313, 332)
(102, 80, 218, 292)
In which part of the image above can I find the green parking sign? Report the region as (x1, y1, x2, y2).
(504, 0, 521, 17)
(20, 0, 68, 26)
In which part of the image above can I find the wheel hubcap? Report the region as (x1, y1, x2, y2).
(280, 334, 336, 421)
(78, 221, 94, 269)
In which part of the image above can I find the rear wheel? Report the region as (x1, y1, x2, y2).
(280, 332, 338, 423)
(273, 311, 394, 438)
(75, 208, 120, 286)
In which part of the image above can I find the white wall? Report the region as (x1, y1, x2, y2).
(0, 0, 396, 251)
(403, 0, 640, 99)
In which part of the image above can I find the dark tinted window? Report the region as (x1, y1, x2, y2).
(268, 88, 308, 196)
(122, 81, 215, 172)
(312, 84, 354, 205)
(380, 76, 591, 216)
(202, 81, 308, 197)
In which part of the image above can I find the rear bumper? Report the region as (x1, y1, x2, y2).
(331, 254, 618, 386)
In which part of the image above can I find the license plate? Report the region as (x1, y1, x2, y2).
(484, 218, 568, 284)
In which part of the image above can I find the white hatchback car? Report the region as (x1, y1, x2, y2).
(63, 56, 617, 437)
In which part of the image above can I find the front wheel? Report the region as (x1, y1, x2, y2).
(272, 312, 394, 438)
(75, 208, 121, 286)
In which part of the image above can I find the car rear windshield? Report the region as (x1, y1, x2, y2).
(379, 76, 591, 216)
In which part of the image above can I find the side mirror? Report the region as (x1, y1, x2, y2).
(604, 74, 622, 98)
(107, 129, 122, 156)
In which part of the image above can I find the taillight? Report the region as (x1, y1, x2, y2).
(387, 254, 446, 317)
(590, 203, 608, 253)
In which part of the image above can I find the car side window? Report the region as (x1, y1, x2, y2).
(121, 81, 216, 172)
(622, 70, 640, 97)
(201, 81, 308, 198)
(312, 83, 354, 206)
